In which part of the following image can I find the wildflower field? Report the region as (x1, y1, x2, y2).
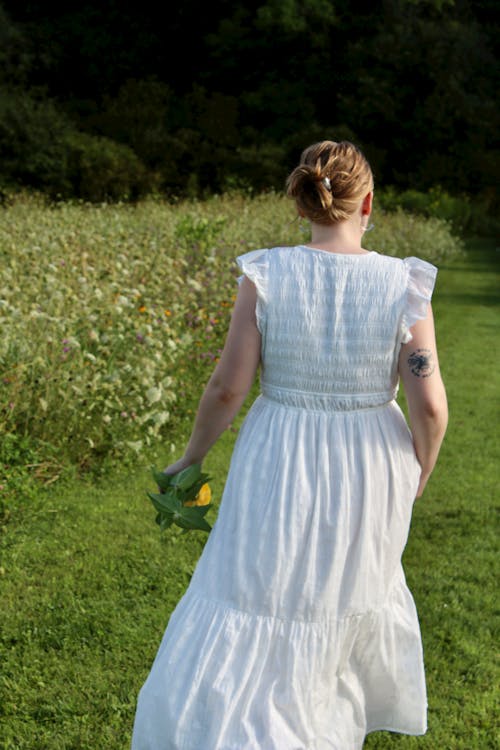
(4, 194, 498, 750)
(0, 191, 463, 501)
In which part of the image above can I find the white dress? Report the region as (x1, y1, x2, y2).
(131, 245, 438, 750)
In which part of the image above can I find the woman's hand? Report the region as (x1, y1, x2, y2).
(159, 455, 195, 490)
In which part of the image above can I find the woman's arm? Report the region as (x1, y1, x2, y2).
(163, 276, 261, 475)
(398, 303, 448, 497)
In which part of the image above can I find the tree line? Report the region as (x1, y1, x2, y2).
(0, 0, 498, 208)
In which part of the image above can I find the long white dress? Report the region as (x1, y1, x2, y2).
(131, 245, 437, 750)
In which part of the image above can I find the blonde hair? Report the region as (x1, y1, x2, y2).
(286, 140, 374, 225)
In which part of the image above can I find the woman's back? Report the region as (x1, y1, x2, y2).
(239, 245, 437, 412)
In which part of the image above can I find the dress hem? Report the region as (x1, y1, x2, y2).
(365, 723, 427, 738)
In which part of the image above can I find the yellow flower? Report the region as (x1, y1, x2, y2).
(184, 483, 211, 507)
(164, 309, 172, 316)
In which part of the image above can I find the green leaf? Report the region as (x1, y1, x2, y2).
(159, 515, 174, 531)
(183, 503, 213, 517)
(148, 491, 182, 514)
(170, 464, 202, 490)
(147, 465, 215, 535)
(152, 468, 174, 491)
(171, 505, 212, 532)
(155, 509, 174, 528)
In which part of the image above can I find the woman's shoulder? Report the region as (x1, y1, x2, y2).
(368, 252, 437, 276)
(235, 245, 288, 270)
(372, 251, 436, 267)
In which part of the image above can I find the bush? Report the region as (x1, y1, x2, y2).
(369, 207, 465, 264)
(0, 88, 158, 202)
(376, 185, 499, 236)
(0, 88, 72, 194)
(64, 131, 156, 202)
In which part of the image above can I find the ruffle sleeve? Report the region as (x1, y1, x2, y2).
(401, 257, 438, 343)
(236, 248, 269, 335)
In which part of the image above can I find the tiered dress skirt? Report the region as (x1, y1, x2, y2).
(131, 390, 427, 750)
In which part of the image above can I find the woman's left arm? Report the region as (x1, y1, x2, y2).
(164, 276, 261, 474)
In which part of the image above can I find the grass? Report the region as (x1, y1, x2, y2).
(365, 237, 500, 749)
(1, 236, 498, 749)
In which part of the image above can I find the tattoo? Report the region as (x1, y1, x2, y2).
(408, 348, 435, 378)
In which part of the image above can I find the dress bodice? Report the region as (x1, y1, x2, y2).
(237, 245, 437, 411)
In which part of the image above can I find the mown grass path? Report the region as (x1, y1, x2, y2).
(365, 238, 500, 749)
(1, 238, 498, 749)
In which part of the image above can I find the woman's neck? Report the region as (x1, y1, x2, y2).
(307, 216, 368, 254)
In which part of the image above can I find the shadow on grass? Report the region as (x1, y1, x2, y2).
(436, 237, 499, 308)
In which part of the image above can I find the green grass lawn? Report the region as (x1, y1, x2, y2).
(1, 238, 498, 749)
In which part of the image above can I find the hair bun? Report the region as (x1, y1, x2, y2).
(286, 140, 373, 225)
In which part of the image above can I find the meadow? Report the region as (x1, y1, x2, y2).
(1, 194, 498, 749)
(0, 191, 462, 485)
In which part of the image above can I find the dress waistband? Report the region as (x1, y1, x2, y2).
(261, 382, 397, 413)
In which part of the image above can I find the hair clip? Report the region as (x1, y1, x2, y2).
(322, 177, 331, 191)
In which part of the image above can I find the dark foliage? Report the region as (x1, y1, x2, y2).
(0, 0, 498, 207)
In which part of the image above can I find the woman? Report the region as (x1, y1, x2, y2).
(131, 140, 448, 749)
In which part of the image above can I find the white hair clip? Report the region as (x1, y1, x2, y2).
(322, 177, 331, 191)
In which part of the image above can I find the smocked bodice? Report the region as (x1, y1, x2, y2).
(237, 246, 436, 411)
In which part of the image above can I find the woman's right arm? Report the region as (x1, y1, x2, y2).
(398, 303, 448, 497)
(162, 276, 262, 476)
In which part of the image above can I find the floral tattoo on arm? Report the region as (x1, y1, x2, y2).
(407, 348, 435, 378)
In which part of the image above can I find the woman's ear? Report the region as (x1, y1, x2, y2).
(362, 191, 373, 216)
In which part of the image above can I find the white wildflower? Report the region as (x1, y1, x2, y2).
(152, 411, 170, 427)
(146, 386, 162, 405)
(187, 278, 203, 292)
(126, 440, 143, 454)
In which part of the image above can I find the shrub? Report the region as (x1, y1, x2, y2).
(375, 185, 499, 236)
(89, 78, 175, 168)
(0, 88, 158, 202)
(369, 207, 465, 264)
(64, 131, 156, 202)
(0, 88, 72, 194)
